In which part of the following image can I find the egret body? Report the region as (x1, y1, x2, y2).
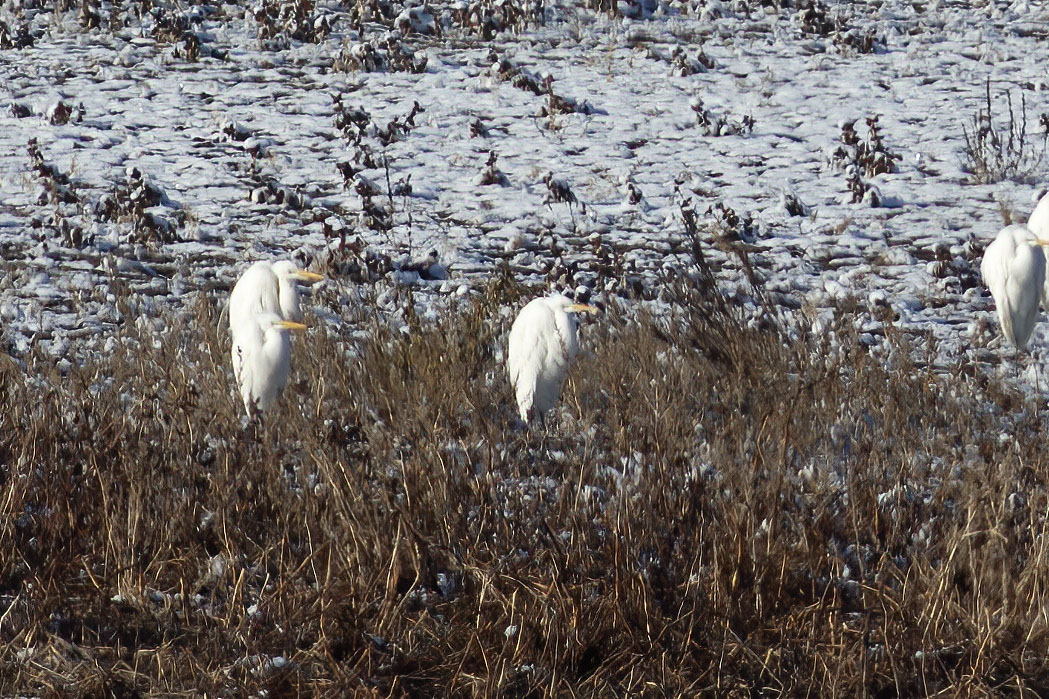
(981, 224, 1049, 351)
(507, 294, 598, 424)
(231, 312, 307, 416)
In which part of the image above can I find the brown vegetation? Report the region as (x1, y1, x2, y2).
(3, 270, 1049, 695)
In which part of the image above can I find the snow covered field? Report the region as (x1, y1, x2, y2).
(9, 3, 1049, 691)
(3, 0, 1049, 375)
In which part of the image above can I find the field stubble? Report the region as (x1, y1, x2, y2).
(2, 266, 1049, 695)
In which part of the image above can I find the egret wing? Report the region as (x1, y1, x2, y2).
(507, 301, 556, 420)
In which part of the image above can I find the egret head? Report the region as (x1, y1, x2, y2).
(544, 294, 598, 334)
(271, 260, 325, 285)
(550, 293, 599, 315)
(256, 312, 307, 335)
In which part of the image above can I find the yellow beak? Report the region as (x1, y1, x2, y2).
(275, 320, 308, 332)
(292, 270, 325, 283)
(566, 304, 599, 313)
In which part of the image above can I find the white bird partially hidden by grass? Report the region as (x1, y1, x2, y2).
(228, 260, 321, 418)
(228, 260, 324, 333)
(507, 294, 598, 425)
(981, 224, 1049, 351)
(231, 311, 306, 417)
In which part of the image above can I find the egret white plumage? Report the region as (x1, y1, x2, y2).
(1026, 189, 1049, 306)
(507, 294, 598, 424)
(1027, 189, 1049, 240)
(228, 260, 324, 332)
(980, 224, 1049, 351)
(231, 311, 306, 417)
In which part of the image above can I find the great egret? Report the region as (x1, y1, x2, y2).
(981, 224, 1049, 351)
(231, 312, 307, 417)
(228, 260, 324, 332)
(507, 294, 598, 424)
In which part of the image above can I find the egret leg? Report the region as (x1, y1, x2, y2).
(241, 406, 263, 439)
(1033, 348, 1044, 395)
(1013, 346, 1023, 381)
(519, 412, 547, 454)
(536, 411, 553, 453)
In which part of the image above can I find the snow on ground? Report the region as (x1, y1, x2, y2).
(3, 0, 1049, 386)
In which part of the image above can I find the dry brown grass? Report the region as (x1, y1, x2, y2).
(3, 270, 1049, 696)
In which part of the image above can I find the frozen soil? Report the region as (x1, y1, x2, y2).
(3, 0, 1049, 381)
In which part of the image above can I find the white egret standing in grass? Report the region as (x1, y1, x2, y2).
(231, 311, 307, 417)
(981, 224, 1049, 351)
(228, 260, 324, 332)
(507, 294, 598, 424)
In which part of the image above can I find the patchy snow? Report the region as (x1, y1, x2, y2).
(3, 0, 1049, 388)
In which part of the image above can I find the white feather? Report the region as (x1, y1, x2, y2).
(1026, 189, 1049, 308)
(981, 224, 1046, 350)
